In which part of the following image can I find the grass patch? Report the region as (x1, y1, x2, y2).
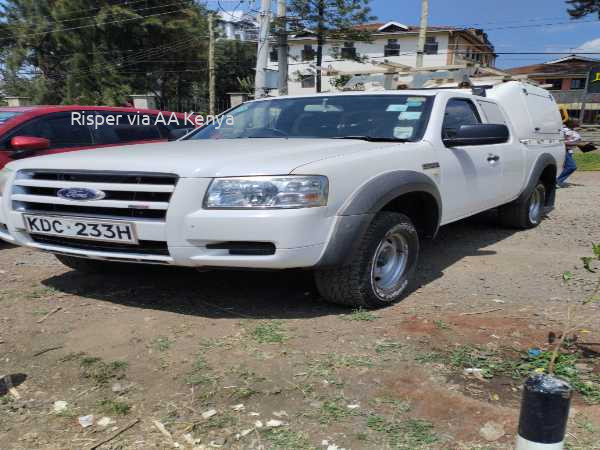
(249, 321, 288, 344)
(317, 398, 356, 424)
(232, 386, 257, 400)
(186, 356, 219, 387)
(99, 398, 131, 415)
(375, 340, 404, 354)
(152, 336, 173, 352)
(372, 396, 412, 414)
(191, 411, 237, 435)
(574, 151, 600, 171)
(198, 337, 233, 351)
(417, 346, 600, 404)
(262, 428, 313, 449)
(367, 415, 439, 448)
(306, 353, 373, 378)
(341, 308, 379, 322)
(433, 319, 450, 330)
(80, 357, 128, 385)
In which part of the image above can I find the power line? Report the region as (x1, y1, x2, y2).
(0, 1, 192, 30)
(0, 8, 194, 42)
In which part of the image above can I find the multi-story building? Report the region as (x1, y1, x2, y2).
(217, 11, 258, 41)
(267, 21, 497, 95)
(507, 55, 600, 124)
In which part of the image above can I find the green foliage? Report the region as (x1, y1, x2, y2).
(367, 415, 439, 448)
(288, 0, 376, 92)
(341, 308, 378, 321)
(574, 152, 600, 171)
(566, 0, 600, 19)
(100, 398, 131, 415)
(318, 398, 356, 424)
(152, 336, 173, 352)
(262, 428, 313, 449)
(249, 321, 288, 344)
(422, 344, 600, 404)
(329, 74, 352, 89)
(0, 1, 252, 109)
(80, 357, 128, 385)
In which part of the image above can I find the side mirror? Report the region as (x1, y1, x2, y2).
(11, 135, 51, 150)
(168, 128, 193, 141)
(443, 124, 509, 147)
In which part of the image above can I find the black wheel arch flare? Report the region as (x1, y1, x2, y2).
(317, 170, 442, 267)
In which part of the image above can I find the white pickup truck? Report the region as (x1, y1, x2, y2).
(0, 81, 564, 307)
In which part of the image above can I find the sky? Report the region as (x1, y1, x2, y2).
(1, 0, 599, 69)
(366, 0, 600, 68)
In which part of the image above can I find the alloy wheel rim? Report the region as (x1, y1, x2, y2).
(528, 188, 542, 224)
(371, 228, 409, 298)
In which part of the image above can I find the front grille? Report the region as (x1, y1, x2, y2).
(12, 170, 177, 221)
(29, 171, 176, 185)
(30, 235, 170, 256)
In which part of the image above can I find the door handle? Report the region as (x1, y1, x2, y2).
(487, 154, 500, 163)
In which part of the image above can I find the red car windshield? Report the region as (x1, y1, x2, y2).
(0, 111, 23, 125)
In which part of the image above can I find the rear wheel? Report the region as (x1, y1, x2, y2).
(55, 254, 142, 274)
(499, 181, 546, 229)
(315, 212, 419, 308)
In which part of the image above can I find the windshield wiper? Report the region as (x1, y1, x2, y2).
(333, 136, 411, 142)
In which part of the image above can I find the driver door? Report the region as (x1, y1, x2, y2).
(438, 98, 504, 220)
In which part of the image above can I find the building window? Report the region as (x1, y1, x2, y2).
(545, 79, 563, 90)
(384, 39, 400, 57)
(571, 78, 586, 90)
(301, 75, 315, 88)
(301, 45, 315, 61)
(270, 47, 278, 62)
(424, 36, 438, 55)
(341, 42, 357, 59)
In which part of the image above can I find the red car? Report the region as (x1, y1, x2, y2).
(0, 105, 194, 170)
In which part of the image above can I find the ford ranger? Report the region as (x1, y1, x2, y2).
(0, 81, 564, 307)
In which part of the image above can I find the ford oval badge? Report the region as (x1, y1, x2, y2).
(57, 187, 106, 201)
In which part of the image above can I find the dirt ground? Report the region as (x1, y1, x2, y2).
(1, 172, 599, 450)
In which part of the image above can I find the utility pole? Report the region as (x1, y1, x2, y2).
(415, 0, 429, 68)
(255, 0, 272, 98)
(208, 13, 215, 115)
(277, 0, 288, 96)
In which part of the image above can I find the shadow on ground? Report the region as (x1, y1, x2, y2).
(42, 212, 517, 319)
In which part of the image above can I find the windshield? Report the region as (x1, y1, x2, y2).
(186, 95, 434, 141)
(0, 111, 23, 125)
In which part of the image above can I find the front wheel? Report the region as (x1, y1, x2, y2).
(315, 212, 419, 308)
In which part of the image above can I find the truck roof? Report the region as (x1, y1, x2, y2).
(252, 90, 439, 102)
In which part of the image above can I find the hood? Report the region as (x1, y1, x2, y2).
(6, 138, 388, 177)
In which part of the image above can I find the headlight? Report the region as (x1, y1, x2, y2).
(0, 168, 12, 197)
(205, 176, 329, 209)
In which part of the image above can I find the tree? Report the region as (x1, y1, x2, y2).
(566, 0, 600, 18)
(287, 0, 375, 92)
(0, 1, 210, 107)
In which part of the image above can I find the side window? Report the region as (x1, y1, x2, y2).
(108, 114, 162, 143)
(45, 115, 94, 148)
(478, 101, 507, 125)
(3, 114, 93, 149)
(442, 98, 481, 139)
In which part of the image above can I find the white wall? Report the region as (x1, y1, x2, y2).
(267, 33, 452, 95)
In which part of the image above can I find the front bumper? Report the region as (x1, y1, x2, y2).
(1, 177, 335, 269)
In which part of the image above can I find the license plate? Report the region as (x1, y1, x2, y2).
(23, 215, 138, 244)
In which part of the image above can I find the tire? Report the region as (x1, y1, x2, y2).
(55, 254, 141, 274)
(499, 181, 546, 229)
(314, 212, 419, 308)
